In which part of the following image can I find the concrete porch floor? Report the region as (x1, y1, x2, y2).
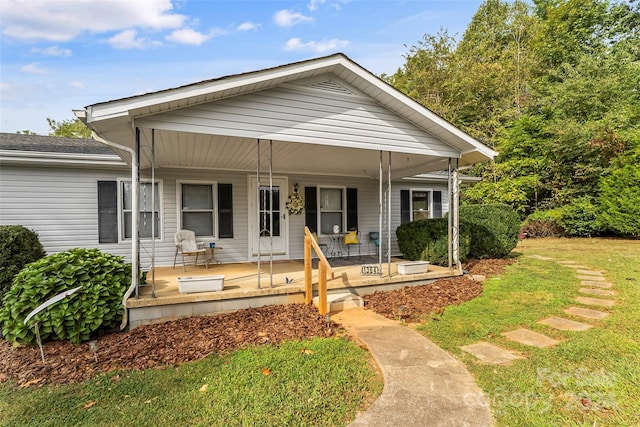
(126, 256, 461, 328)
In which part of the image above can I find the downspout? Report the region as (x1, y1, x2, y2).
(90, 131, 139, 330)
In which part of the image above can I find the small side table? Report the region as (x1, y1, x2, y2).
(204, 246, 222, 268)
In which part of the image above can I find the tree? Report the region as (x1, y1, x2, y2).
(47, 117, 91, 138)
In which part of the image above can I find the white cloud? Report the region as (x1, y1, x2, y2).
(307, 0, 326, 11)
(284, 37, 348, 54)
(165, 28, 213, 45)
(237, 21, 260, 31)
(21, 62, 47, 74)
(1, 0, 187, 42)
(274, 10, 313, 27)
(108, 30, 149, 50)
(31, 46, 72, 57)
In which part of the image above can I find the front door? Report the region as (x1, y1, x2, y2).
(248, 176, 288, 257)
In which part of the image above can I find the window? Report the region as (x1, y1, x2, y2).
(319, 187, 344, 234)
(97, 181, 118, 243)
(401, 189, 443, 223)
(178, 182, 234, 238)
(181, 183, 214, 236)
(122, 181, 161, 239)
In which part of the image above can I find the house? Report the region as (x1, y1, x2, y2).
(1, 54, 496, 324)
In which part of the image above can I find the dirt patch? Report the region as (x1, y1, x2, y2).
(0, 259, 511, 387)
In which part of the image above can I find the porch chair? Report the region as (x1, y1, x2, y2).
(173, 229, 206, 271)
(343, 230, 361, 259)
(311, 232, 328, 257)
(368, 232, 380, 256)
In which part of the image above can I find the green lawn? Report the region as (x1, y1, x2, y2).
(418, 238, 640, 426)
(0, 337, 382, 427)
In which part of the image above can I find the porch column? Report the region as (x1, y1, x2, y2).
(451, 158, 461, 270)
(378, 151, 383, 273)
(150, 129, 156, 298)
(133, 128, 140, 298)
(387, 151, 392, 276)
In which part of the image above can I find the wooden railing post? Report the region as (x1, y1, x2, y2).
(318, 261, 327, 316)
(304, 234, 312, 304)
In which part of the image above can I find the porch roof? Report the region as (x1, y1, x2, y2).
(76, 53, 496, 179)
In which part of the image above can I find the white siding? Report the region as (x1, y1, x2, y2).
(1, 163, 451, 268)
(137, 81, 460, 158)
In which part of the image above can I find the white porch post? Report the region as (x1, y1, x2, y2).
(387, 151, 392, 276)
(150, 129, 156, 298)
(452, 158, 461, 270)
(133, 128, 140, 299)
(378, 151, 383, 274)
(448, 158, 453, 269)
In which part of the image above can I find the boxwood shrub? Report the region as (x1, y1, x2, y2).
(460, 204, 520, 259)
(396, 219, 471, 266)
(396, 204, 519, 264)
(0, 225, 46, 303)
(0, 248, 131, 344)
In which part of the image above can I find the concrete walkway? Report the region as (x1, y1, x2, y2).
(333, 309, 493, 427)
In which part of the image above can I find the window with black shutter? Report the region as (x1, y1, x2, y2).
(97, 181, 118, 243)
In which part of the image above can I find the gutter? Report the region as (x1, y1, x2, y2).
(78, 126, 139, 330)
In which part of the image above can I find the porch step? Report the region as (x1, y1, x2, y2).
(313, 292, 363, 313)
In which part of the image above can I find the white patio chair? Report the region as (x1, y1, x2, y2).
(173, 229, 206, 271)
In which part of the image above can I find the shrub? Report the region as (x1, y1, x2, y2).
(396, 219, 470, 266)
(459, 204, 520, 258)
(0, 248, 131, 344)
(559, 196, 601, 237)
(0, 225, 46, 303)
(598, 155, 640, 237)
(520, 209, 565, 238)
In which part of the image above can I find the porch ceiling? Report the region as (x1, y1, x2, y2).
(133, 130, 450, 179)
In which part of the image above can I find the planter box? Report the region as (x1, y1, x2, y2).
(178, 275, 225, 293)
(397, 261, 430, 275)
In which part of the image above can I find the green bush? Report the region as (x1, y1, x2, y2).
(0, 225, 46, 303)
(459, 204, 520, 258)
(559, 196, 601, 237)
(520, 209, 565, 238)
(598, 153, 640, 237)
(0, 248, 130, 344)
(396, 219, 470, 266)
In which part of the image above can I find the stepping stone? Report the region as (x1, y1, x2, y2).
(528, 255, 555, 260)
(564, 306, 610, 320)
(557, 261, 577, 264)
(581, 281, 613, 289)
(461, 342, 524, 365)
(564, 264, 590, 269)
(503, 328, 560, 348)
(579, 287, 617, 297)
(577, 275, 606, 281)
(576, 269, 605, 276)
(537, 316, 592, 331)
(576, 296, 616, 307)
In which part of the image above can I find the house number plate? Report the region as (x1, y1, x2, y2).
(360, 264, 380, 276)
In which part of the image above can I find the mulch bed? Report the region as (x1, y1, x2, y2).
(0, 258, 514, 387)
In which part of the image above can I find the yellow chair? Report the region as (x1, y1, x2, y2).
(343, 230, 361, 258)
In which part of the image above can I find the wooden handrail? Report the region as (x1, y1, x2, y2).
(304, 226, 334, 315)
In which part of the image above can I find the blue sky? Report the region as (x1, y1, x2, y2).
(0, 0, 483, 135)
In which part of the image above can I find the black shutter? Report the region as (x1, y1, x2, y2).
(433, 191, 443, 218)
(400, 189, 411, 224)
(218, 184, 233, 238)
(304, 186, 317, 233)
(346, 188, 358, 231)
(97, 181, 118, 243)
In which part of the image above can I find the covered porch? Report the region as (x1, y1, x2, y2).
(127, 256, 460, 328)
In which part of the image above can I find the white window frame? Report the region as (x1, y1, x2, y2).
(318, 186, 347, 235)
(117, 178, 164, 242)
(177, 180, 218, 239)
(410, 188, 434, 221)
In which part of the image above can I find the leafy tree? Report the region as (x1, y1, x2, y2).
(47, 117, 91, 138)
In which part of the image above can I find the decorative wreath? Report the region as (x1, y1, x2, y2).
(286, 184, 305, 215)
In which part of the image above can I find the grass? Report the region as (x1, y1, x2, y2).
(417, 238, 640, 426)
(0, 337, 383, 427)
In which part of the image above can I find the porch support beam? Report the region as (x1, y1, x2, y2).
(134, 128, 141, 299)
(451, 158, 461, 270)
(387, 151, 392, 276)
(378, 151, 383, 274)
(151, 129, 156, 298)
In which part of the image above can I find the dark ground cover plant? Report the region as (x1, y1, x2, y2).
(519, 209, 565, 238)
(0, 225, 46, 304)
(0, 248, 130, 344)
